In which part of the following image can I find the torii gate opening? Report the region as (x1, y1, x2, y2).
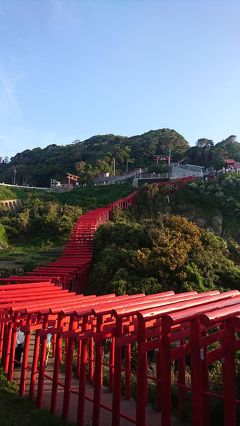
(66, 173, 79, 188)
(154, 155, 171, 165)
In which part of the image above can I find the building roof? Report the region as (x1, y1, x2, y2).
(225, 159, 236, 164)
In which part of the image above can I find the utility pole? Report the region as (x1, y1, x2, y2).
(168, 148, 171, 165)
(113, 157, 116, 176)
(12, 167, 17, 185)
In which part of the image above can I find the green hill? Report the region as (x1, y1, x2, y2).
(0, 129, 189, 186)
(1, 130, 240, 187)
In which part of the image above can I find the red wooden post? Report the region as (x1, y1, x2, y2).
(36, 316, 48, 408)
(125, 343, 131, 399)
(20, 317, 31, 395)
(64, 335, 68, 358)
(62, 315, 77, 421)
(156, 349, 161, 410)
(111, 318, 123, 426)
(190, 318, 204, 426)
(177, 338, 186, 418)
(7, 325, 17, 381)
(1, 322, 8, 367)
(109, 337, 115, 391)
(52, 332, 56, 357)
(136, 318, 147, 426)
(88, 337, 94, 383)
(4, 321, 13, 373)
(92, 316, 104, 426)
(77, 316, 89, 426)
(29, 329, 40, 400)
(160, 316, 172, 426)
(76, 339, 82, 379)
(0, 320, 5, 358)
(201, 334, 210, 426)
(51, 313, 64, 413)
(223, 319, 236, 426)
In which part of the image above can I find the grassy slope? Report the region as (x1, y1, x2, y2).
(45, 182, 133, 210)
(0, 186, 28, 200)
(0, 182, 133, 209)
(0, 243, 62, 275)
(0, 368, 72, 426)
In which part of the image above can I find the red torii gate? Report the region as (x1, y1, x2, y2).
(1, 287, 240, 425)
(1, 182, 240, 425)
(154, 155, 171, 165)
(66, 173, 80, 188)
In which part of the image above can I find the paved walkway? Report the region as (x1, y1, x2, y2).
(13, 333, 187, 426)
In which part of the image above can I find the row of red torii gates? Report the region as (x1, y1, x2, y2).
(1, 177, 240, 425)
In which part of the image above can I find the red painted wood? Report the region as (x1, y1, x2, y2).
(2, 182, 240, 426)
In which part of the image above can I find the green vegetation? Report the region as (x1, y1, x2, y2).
(0, 185, 29, 200)
(88, 175, 240, 296)
(1, 130, 240, 188)
(0, 224, 8, 248)
(0, 183, 133, 275)
(187, 135, 240, 169)
(0, 242, 61, 276)
(0, 182, 132, 209)
(43, 182, 133, 209)
(135, 174, 240, 240)
(89, 214, 240, 295)
(0, 129, 189, 186)
(0, 197, 81, 274)
(0, 183, 133, 246)
(0, 198, 82, 244)
(0, 368, 72, 426)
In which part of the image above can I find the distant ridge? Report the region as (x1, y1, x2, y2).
(0, 128, 188, 187)
(1, 130, 239, 187)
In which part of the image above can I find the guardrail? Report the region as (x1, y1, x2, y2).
(0, 182, 49, 190)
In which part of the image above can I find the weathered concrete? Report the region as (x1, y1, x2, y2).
(0, 199, 22, 212)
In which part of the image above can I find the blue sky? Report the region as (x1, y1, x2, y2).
(0, 0, 240, 158)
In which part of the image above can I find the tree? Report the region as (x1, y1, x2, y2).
(88, 208, 240, 296)
(75, 161, 86, 173)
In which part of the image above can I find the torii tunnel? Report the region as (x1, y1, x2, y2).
(1, 179, 240, 426)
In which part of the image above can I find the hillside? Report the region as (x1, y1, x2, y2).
(0, 182, 132, 206)
(134, 174, 240, 240)
(88, 174, 240, 296)
(0, 183, 133, 275)
(187, 135, 240, 169)
(1, 131, 240, 188)
(0, 129, 189, 186)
